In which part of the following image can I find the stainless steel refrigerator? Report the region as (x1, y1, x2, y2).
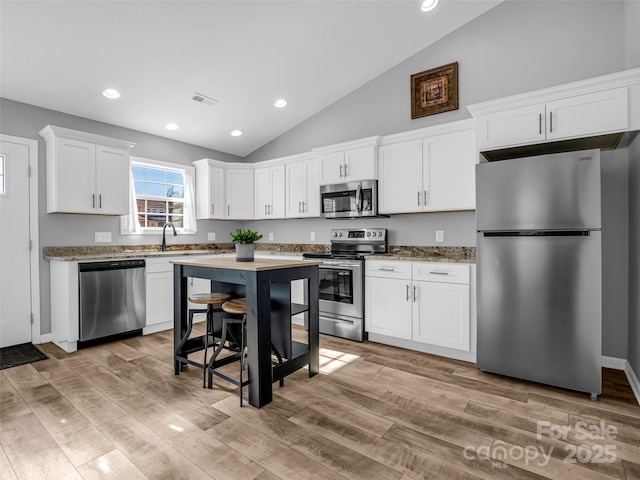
(476, 149, 602, 399)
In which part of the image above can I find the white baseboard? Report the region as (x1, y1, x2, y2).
(624, 362, 640, 406)
(602, 355, 627, 370)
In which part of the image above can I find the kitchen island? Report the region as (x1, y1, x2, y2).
(171, 256, 320, 408)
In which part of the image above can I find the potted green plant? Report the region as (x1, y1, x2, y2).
(230, 228, 263, 262)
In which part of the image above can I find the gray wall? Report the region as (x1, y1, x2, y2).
(601, 149, 629, 359)
(626, 0, 640, 378)
(0, 99, 245, 335)
(629, 134, 640, 377)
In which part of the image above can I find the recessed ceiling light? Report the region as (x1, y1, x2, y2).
(230, 130, 243, 137)
(102, 88, 120, 99)
(274, 99, 287, 108)
(165, 123, 179, 131)
(421, 0, 439, 12)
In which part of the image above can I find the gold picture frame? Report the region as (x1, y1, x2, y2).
(410, 62, 458, 119)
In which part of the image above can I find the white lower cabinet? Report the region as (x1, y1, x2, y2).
(144, 256, 217, 334)
(365, 260, 472, 358)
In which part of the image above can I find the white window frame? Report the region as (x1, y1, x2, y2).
(121, 156, 197, 235)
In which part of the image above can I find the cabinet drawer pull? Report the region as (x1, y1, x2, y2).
(378, 267, 395, 271)
(428, 271, 450, 275)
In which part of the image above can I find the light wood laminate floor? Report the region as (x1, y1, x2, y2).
(1, 325, 639, 480)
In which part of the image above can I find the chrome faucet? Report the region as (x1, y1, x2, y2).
(161, 222, 177, 252)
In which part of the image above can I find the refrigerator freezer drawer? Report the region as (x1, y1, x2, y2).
(476, 149, 601, 231)
(476, 231, 602, 395)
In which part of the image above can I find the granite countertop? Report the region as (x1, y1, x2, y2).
(43, 243, 475, 263)
(366, 246, 475, 264)
(43, 243, 329, 261)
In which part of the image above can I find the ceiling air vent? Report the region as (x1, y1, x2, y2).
(191, 92, 218, 107)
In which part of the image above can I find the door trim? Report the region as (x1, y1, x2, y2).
(1, 134, 40, 344)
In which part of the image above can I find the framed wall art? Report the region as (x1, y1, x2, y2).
(410, 61, 458, 119)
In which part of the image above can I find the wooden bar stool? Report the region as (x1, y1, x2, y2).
(207, 298, 285, 406)
(174, 292, 231, 387)
(207, 298, 249, 406)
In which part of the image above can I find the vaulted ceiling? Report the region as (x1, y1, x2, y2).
(0, 0, 501, 156)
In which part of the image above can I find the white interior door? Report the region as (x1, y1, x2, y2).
(0, 138, 34, 347)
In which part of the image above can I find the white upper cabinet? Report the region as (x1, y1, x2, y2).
(545, 88, 628, 141)
(39, 125, 136, 215)
(425, 128, 476, 212)
(378, 121, 477, 214)
(225, 166, 254, 219)
(254, 162, 285, 219)
(468, 68, 640, 151)
(285, 153, 319, 218)
(314, 136, 379, 185)
(193, 159, 254, 220)
(193, 159, 225, 219)
(378, 140, 423, 214)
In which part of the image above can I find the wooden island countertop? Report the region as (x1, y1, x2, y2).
(170, 256, 322, 271)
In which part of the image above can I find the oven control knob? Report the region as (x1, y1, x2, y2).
(339, 232, 343, 237)
(333, 232, 338, 237)
(366, 232, 371, 237)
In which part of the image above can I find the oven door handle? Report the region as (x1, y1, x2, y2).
(320, 262, 362, 268)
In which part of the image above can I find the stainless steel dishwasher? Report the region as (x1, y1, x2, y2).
(78, 259, 146, 347)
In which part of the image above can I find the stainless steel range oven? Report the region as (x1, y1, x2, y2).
(303, 228, 387, 341)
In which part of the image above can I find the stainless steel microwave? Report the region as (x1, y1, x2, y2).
(320, 180, 379, 219)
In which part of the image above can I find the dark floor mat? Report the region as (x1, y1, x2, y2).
(0, 343, 48, 370)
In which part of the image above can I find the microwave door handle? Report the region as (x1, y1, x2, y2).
(356, 183, 362, 215)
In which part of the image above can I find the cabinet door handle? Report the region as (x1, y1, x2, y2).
(227, 205, 230, 216)
(302, 201, 306, 212)
(92, 194, 96, 208)
(265, 204, 268, 215)
(539, 113, 542, 135)
(549, 111, 553, 133)
(298, 201, 302, 213)
(99, 194, 102, 209)
(413, 285, 417, 302)
(424, 191, 428, 205)
(417, 191, 421, 206)
(406, 284, 410, 301)
(339, 164, 343, 178)
(211, 204, 215, 215)
(343, 162, 348, 177)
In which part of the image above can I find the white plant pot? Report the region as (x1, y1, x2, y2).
(235, 243, 255, 262)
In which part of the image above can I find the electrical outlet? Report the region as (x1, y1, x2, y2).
(310, 232, 316, 242)
(269, 232, 274, 241)
(435, 230, 444, 243)
(95, 232, 111, 243)
(208, 232, 216, 241)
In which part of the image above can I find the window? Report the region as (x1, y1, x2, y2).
(133, 163, 186, 228)
(0, 155, 5, 195)
(121, 157, 196, 234)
